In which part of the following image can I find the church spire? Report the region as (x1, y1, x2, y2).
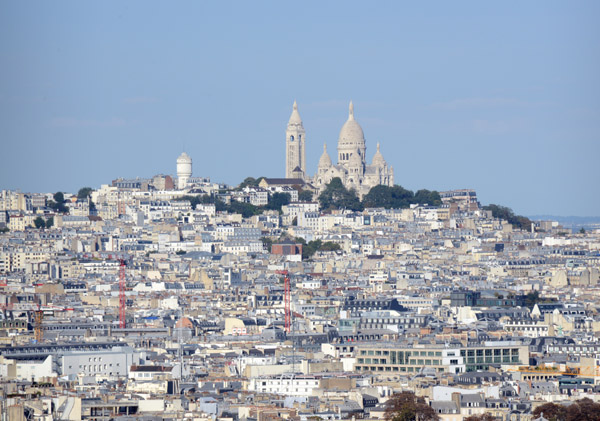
(288, 100, 303, 127)
(349, 100, 354, 120)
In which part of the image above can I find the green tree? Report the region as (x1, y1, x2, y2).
(50, 192, 68, 213)
(318, 178, 362, 211)
(238, 176, 265, 190)
(227, 200, 261, 218)
(53, 192, 65, 204)
(34, 216, 46, 229)
(580, 227, 586, 234)
(483, 204, 532, 231)
(298, 190, 313, 202)
(384, 391, 439, 421)
(77, 187, 93, 200)
(464, 415, 497, 421)
(45, 217, 54, 229)
(413, 189, 442, 207)
(362, 185, 413, 209)
(320, 241, 341, 252)
(77, 187, 96, 211)
(265, 192, 291, 212)
(261, 237, 273, 252)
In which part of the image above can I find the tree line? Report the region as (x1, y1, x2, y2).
(319, 177, 441, 212)
(482, 203, 532, 231)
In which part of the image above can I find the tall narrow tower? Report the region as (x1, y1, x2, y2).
(177, 152, 192, 189)
(286, 101, 306, 179)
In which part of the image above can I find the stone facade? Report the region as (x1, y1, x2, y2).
(286, 101, 394, 197)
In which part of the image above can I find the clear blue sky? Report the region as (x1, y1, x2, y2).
(1, 1, 598, 216)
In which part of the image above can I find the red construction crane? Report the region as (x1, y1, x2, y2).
(276, 270, 291, 333)
(119, 259, 126, 328)
(34, 303, 44, 343)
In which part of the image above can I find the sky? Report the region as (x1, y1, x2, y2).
(1, 1, 599, 217)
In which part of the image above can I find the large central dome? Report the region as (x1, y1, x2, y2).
(338, 101, 365, 149)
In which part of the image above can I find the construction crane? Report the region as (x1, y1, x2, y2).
(82, 253, 131, 329)
(276, 270, 291, 333)
(34, 303, 44, 343)
(119, 259, 126, 328)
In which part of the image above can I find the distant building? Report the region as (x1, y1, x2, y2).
(176, 152, 192, 189)
(285, 101, 394, 197)
(271, 240, 303, 257)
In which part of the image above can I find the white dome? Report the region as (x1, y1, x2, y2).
(318, 144, 332, 168)
(338, 101, 365, 149)
(177, 152, 192, 164)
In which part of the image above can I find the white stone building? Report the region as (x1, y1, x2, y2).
(285, 101, 394, 197)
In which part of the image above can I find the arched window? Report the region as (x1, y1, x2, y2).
(290, 135, 294, 142)
(299, 135, 301, 141)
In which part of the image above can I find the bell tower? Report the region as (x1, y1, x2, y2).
(286, 100, 306, 179)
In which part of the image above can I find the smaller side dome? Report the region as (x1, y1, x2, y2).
(318, 143, 332, 168)
(372, 143, 386, 166)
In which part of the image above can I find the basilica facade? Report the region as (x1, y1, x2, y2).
(285, 101, 394, 197)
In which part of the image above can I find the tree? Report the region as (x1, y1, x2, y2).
(532, 402, 568, 421)
(580, 227, 586, 234)
(265, 192, 291, 212)
(413, 189, 442, 207)
(531, 399, 600, 421)
(227, 200, 261, 218)
(238, 176, 265, 190)
(77, 187, 96, 211)
(261, 237, 273, 252)
(384, 391, 439, 421)
(53, 192, 65, 204)
(362, 185, 442, 209)
(320, 241, 341, 252)
(363, 185, 413, 209)
(483, 204, 532, 231)
(464, 415, 497, 421)
(77, 187, 93, 200)
(45, 217, 54, 229)
(318, 177, 363, 211)
(50, 192, 68, 213)
(298, 190, 313, 202)
(565, 398, 600, 421)
(34, 216, 46, 229)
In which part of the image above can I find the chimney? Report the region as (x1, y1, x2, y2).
(451, 392, 461, 409)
